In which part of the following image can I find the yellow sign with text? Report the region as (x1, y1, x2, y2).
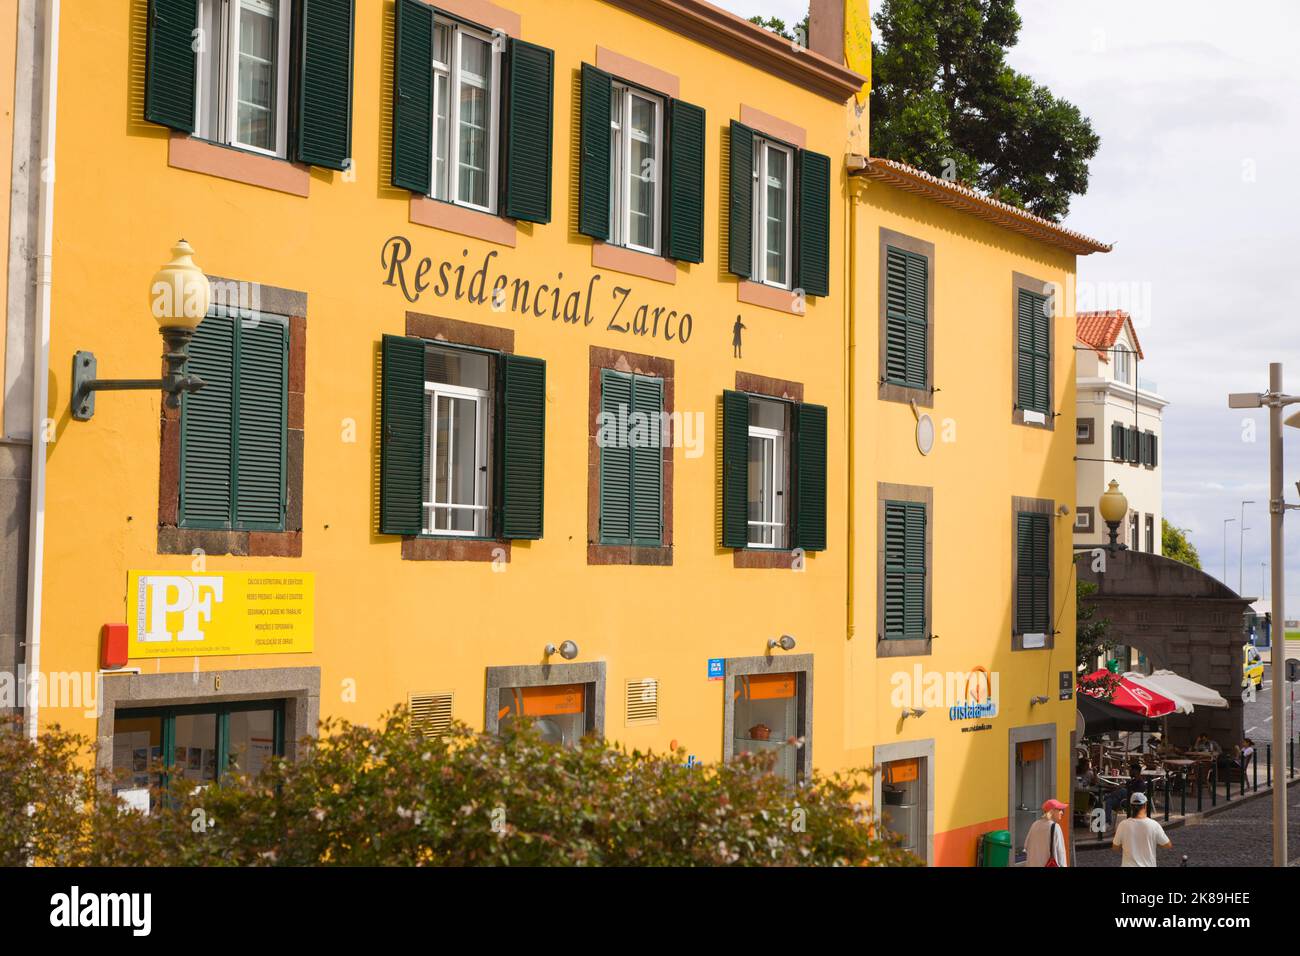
(845, 0, 872, 105)
(127, 571, 315, 658)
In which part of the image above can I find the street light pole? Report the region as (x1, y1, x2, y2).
(1223, 517, 1235, 585)
(1240, 499, 1254, 596)
(1266, 366, 1286, 868)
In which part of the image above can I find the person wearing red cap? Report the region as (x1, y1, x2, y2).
(1023, 798, 1069, 867)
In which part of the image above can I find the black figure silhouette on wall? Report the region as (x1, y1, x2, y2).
(732, 315, 746, 358)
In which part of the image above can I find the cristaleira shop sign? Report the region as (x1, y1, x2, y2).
(127, 572, 315, 658)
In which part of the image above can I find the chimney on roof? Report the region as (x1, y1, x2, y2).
(808, 0, 845, 64)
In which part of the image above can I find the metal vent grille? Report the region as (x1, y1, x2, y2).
(409, 691, 454, 738)
(625, 678, 659, 726)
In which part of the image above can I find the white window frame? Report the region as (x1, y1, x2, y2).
(608, 83, 663, 256)
(1113, 344, 1132, 385)
(195, 0, 292, 159)
(430, 18, 502, 214)
(423, 380, 491, 537)
(746, 424, 785, 549)
(752, 137, 794, 290)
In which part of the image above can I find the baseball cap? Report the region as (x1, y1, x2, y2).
(1042, 798, 1068, 811)
(1130, 792, 1148, 806)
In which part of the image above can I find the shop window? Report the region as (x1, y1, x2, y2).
(194, 0, 293, 158)
(180, 313, 288, 531)
(731, 672, 802, 784)
(380, 335, 546, 541)
(111, 701, 285, 808)
(598, 369, 664, 546)
(1013, 739, 1050, 863)
(882, 758, 925, 856)
(496, 684, 592, 748)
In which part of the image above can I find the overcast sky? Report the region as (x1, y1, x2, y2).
(719, 0, 1300, 619)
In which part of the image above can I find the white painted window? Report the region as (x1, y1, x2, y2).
(195, 0, 292, 158)
(1113, 344, 1132, 385)
(752, 137, 794, 289)
(423, 346, 492, 537)
(609, 84, 663, 255)
(431, 19, 502, 213)
(747, 397, 787, 548)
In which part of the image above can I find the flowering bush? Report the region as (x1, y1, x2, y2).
(1, 712, 919, 867)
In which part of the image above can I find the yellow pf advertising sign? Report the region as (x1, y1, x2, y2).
(844, 0, 873, 104)
(127, 571, 315, 658)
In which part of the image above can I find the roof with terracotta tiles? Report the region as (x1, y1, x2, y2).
(1077, 310, 1143, 361)
(852, 157, 1113, 256)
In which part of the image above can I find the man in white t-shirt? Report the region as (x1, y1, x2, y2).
(1112, 793, 1171, 866)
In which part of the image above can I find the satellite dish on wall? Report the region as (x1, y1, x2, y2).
(916, 414, 935, 455)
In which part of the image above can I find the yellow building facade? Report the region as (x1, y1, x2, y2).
(11, 0, 1110, 865)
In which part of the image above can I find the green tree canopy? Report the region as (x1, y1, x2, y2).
(869, 0, 1099, 221)
(1162, 519, 1202, 570)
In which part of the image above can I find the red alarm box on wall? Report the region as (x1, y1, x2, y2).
(100, 623, 128, 670)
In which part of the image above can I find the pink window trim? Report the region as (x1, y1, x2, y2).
(592, 242, 678, 285)
(739, 104, 807, 148)
(435, 0, 520, 36)
(168, 134, 310, 197)
(738, 279, 804, 315)
(595, 47, 681, 98)
(410, 196, 518, 248)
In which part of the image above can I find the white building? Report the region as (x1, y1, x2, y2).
(1074, 311, 1167, 553)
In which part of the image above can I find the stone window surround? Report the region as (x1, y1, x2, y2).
(1076, 416, 1094, 445)
(400, 311, 516, 563)
(158, 276, 306, 558)
(94, 666, 320, 790)
(721, 652, 813, 778)
(1008, 722, 1057, 866)
(587, 345, 674, 566)
(873, 736, 935, 866)
(735, 104, 808, 317)
(482, 661, 607, 737)
(1012, 495, 1056, 651)
(1011, 271, 1056, 430)
(1075, 505, 1095, 535)
(731, 371, 804, 569)
(877, 227, 935, 408)
(876, 482, 933, 659)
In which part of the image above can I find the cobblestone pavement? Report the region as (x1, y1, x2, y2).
(1074, 779, 1300, 867)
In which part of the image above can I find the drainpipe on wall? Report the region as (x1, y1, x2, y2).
(24, 0, 59, 739)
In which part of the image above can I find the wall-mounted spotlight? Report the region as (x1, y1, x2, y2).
(767, 634, 797, 652)
(544, 640, 579, 661)
(901, 707, 926, 721)
(1030, 695, 1050, 706)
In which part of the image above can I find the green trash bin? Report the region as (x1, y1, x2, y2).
(979, 829, 1012, 867)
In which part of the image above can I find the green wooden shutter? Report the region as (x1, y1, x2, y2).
(392, 0, 433, 194)
(297, 0, 355, 170)
(1016, 513, 1051, 633)
(1017, 289, 1050, 414)
(727, 121, 754, 278)
(721, 390, 749, 548)
(500, 354, 546, 539)
(1111, 421, 1124, 461)
(884, 246, 928, 389)
(504, 39, 554, 224)
(1150, 433, 1159, 467)
(598, 369, 632, 543)
(630, 375, 663, 546)
(234, 318, 288, 530)
(380, 334, 427, 535)
(795, 149, 831, 298)
(884, 501, 925, 639)
(145, 0, 198, 132)
(794, 402, 827, 552)
(666, 99, 706, 263)
(180, 317, 235, 528)
(578, 63, 612, 240)
(903, 503, 926, 637)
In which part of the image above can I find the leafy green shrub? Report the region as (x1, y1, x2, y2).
(1, 712, 918, 867)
